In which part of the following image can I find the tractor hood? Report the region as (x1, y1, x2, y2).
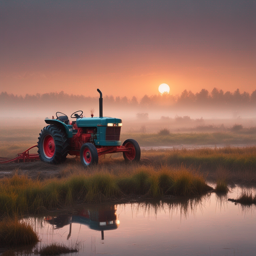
(76, 117, 122, 128)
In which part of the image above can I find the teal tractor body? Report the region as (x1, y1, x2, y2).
(37, 89, 140, 167)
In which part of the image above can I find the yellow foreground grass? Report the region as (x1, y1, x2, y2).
(0, 166, 211, 216)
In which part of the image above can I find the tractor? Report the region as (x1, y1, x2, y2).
(37, 89, 140, 167)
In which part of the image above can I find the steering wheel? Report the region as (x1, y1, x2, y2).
(56, 112, 68, 118)
(71, 110, 83, 119)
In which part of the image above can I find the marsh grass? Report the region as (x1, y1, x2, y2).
(35, 244, 78, 255)
(0, 166, 211, 216)
(142, 147, 256, 173)
(214, 180, 229, 194)
(0, 217, 39, 247)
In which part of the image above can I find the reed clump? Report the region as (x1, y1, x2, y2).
(0, 217, 39, 247)
(214, 180, 229, 194)
(0, 166, 211, 216)
(35, 243, 78, 255)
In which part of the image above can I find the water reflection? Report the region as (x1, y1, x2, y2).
(15, 186, 256, 255)
(45, 204, 119, 240)
(130, 194, 212, 220)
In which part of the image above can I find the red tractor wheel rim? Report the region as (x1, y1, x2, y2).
(43, 135, 55, 158)
(83, 148, 92, 165)
(124, 142, 136, 160)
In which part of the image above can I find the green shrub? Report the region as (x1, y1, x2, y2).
(158, 129, 170, 135)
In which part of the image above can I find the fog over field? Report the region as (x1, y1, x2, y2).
(1, 88, 256, 126)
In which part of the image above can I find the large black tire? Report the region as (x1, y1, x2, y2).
(80, 143, 98, 167)
(123, 139, 141, 162)
(37, 125, 69, 164)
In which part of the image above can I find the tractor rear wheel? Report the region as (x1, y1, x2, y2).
(123, 139, 141, 162)
(80, 143, 98, 167)
(38, 125, 69, 164)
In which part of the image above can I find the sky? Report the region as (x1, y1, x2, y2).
(0, 0, 255, 98)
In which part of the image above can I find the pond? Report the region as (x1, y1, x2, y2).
(5, 186, 256, 256)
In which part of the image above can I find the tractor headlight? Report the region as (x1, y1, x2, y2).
(107, 123, 122, 127)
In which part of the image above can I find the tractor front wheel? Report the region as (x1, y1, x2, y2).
(38, 125, 69, 164)
(80, 143, 98, 167)
(123, 139, 141, 162)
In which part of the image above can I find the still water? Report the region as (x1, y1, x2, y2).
(22, 186, 256, 256)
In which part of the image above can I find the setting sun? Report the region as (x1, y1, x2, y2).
(158, 83, 170, 94)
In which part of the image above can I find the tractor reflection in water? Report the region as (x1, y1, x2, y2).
(44, 204, 119, 240)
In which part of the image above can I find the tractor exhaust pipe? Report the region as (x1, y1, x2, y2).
(97, 89, 103, 118)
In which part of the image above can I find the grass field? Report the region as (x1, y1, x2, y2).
(0, 134, 255, 247)
(0, 127, 256, 217)
(1, 126, 256, 157)
(144, 147, 256, 171)
(123, 132, 256, 146)
(1, 141, 256, 185)
(0, 166, 212, 216)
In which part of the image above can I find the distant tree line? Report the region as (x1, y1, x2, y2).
(1, 88, 256, 117)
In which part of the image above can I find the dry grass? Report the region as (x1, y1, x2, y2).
(153, 147, 256, 172)
(122, 132, 256, 146)
(35, 244, 78, 255)
(1, 127, 256, 158)
(138, 148, 256, 185)
(1, 146, 256, 189)
(0, 217, 39, 247)
(0, 166, 211, 216)
(61, 147, 256, 175)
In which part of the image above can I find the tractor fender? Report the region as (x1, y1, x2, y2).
(45, 118, 73, 138)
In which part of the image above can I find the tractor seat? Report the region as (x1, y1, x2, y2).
(57, 115, 69, 125)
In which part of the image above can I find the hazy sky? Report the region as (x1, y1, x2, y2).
(0, 0, 255, 98)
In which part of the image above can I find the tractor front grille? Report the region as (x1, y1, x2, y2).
(106, 127, 121, 141)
